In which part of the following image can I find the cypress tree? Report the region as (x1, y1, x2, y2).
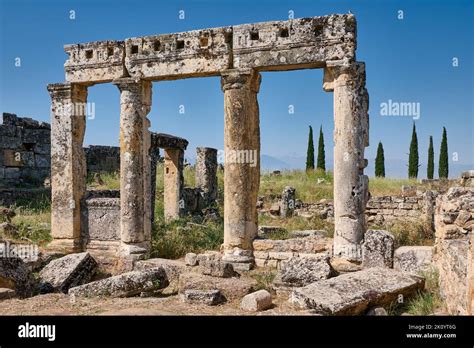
(408, 122, 419, 178)
(316, 125, 326, 171)
(306, 125, 315, 171)
(375, 141, 385, 177)
(427, 136, 434, 179)
(439, 127, 449, 178)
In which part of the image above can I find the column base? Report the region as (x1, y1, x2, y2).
(332, 241, 362, 262)
(47, 238, 81, 254)
(222, 247, 254, 271)
(119, 241, 149, 259)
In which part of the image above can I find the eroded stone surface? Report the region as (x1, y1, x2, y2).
(361, 230, 395, 268)
(69, 268, 169, 298)
(39, 252, 97, 293)
(273, 254, 335, 289)
(178, 272, 256, 301)
(394, 246, 433, 274)
(290, 267, 424, 315)
(0, 257, 35, 298)
(182, 289, 224, 305)
(240, 289, 272, 312)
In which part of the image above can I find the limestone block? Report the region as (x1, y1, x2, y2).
(182, 289, 224, 305)
(81, 191, 121, 242)
(134, 258, 186, 284)
(290, 267, 424, 315)
(280, 186, 296, 218)
(394, 246, 433, 274)
(273, 254, 334, 289)
(39, 252, 97, 293)
(68, 268, 169, 298)
(178, 272, 257, 301)
(199, 259, 237, 278)
(362, 230, 395, 268)
(126, 27, 232, 79)
(241, 290, 272, 312)
(185, 253, 198, 266)
(0, 257, 36, 298)
(0, 288, 16, 300)
(65, 41, 126, 83)
(233, 15, 356, 70)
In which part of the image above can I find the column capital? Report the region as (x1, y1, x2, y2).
(113, 78, 152, 111)
(323, 61, 366, 92)
(220, 68, 261, 93)
(47, 82, 87, 101)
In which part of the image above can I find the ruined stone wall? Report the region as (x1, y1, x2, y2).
(84, 145, 120, 174)
(366, 191, 437, 227)
(434, 186, 474, 315)
(0, 113, 50, 186)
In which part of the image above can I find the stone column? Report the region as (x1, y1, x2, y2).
(163, 148, 184, 222)
(323, 62, 369, 262)
(195, 147, 218, 206)
(220, 68, 261, 269)
(47, 83, 88, 252)
(114, 78, 152, 257)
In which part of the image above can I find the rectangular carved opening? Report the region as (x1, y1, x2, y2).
(22, 143, 35, 151)
(85, 49, 93, 59)
(107, 47, 114, 57)
(199, 36, 209, 48)
(131, 45, 139, 54)
(279, 28, 289, 38)
(314, 25, 324, 37)
(250, 31, 259, 40)
(176, 40, 185, 49)
(154, 40, 161, 51)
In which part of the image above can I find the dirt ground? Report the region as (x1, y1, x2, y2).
(0, 292, 307, 316)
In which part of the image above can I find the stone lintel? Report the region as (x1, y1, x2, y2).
(153, 132, 189, 151)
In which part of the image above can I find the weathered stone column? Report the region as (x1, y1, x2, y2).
(195, 147, 218, 206)
(163, 148, 184, 222)
(220, 68, 261, 269)
(47, 83, 88, 252)
(114, 78, 152, 257)
(323, 62, 369, 262)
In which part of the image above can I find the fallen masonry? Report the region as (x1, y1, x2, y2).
(290, 267, 425, 315)
(0, 256, 36, 298)
(273, 255, 335, 290)
(39, 252, 97, 293)
(68, 268, 169, 298)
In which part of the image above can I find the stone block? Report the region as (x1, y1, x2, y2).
(185, 253, 198, 266)
(241, 290, 272, 312)
(394, 246, 433, 274)
(69, 268, 169, 298)
(0, 287, 16, 300)
(39, 252, 98, 293)
(182, 289, 224, 305)
(273, 254, 334, 289)
(290, 267, 425, 315)
(362, 230, 395, 268)
(199, 259, 237, 278)
(0, 257, 36, 298)
(178, 272, 257, 301)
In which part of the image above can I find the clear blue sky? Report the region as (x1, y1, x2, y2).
(1, 0, 473, 178)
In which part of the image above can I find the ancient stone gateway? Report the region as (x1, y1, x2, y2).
(47, 14, 369, 267)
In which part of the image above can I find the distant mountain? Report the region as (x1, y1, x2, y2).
(260, 155, 291, 171)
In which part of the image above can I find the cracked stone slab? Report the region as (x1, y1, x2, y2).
(290, 267, 424, 315)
